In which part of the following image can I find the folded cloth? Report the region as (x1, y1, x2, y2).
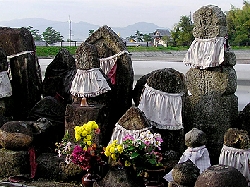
(0, 71, 12, 98)
(70, 68, 111, 98)
(164, 145, 211, 182)
(138, 84, 183, 130)
(183, 37, 225, 69)
(219, 145, 250, 181)
(109, 123, 150, 145)
(99, 50, 129, 85)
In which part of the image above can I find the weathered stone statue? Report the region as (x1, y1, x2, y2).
(43, 48, 76, 104)
(133, 68, 186, 155)
(0, 48, 12, 125)
(0, 27, 42, 120)
(219, 128, 250, 183)
(183, 5, 238, 164)
(66, 26, 133, 145)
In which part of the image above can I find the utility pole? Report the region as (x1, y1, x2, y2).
(69, 15, 72, 46)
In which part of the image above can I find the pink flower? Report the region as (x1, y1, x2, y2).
(95, 128, 100, 134)
(123, 134, 134, 141)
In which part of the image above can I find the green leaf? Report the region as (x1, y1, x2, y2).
(131, 152, 140, 159)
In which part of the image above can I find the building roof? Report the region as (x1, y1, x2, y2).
(153, 29, 171, 37)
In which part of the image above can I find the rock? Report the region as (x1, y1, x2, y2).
(85, 25, 134, 127)
(28, 96, 66, 151)
(133, 68, 186, 106)
(0, 148, 29, 178)
(65, 104, 109, 145)
(238, 103, 250, 134)
(185, 128, 207, 148)
(195, 165, 248, 187)
(185, 66, 237, 97)
(43, 48, 76, 104)
(147, 68, 186, 93)
(223, 128, 249, 149)
(75, 42, 100, 70)
(133, 68, 186, 154)
(172, 159, 200, 187)
(117, 106, 151, 130)
(193, 5, 227, 38)
(0, 121, 34, 150)
(0, 27, 42, 120)
(183, 5, 238, 165)
(94, 167, 143, 187)
(36, 153, 84, 182)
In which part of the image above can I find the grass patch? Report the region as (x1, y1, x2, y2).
(35, 46, 189, 57)
(35, 45, 250, 57)
(36, 46, 77, 57)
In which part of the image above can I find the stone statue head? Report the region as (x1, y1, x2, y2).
(193, 5, 227, 39)
(75, 42, 100, 70)
(185, 128, 207, 147)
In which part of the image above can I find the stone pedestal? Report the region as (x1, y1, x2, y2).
(65, 103, 110, 145)
(0, 148, 29, 177)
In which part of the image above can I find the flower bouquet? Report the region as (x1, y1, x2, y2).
(56, 121, 104, 185)
(104, 130, 163, 176)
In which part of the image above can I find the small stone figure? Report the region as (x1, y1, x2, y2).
(70, 42, 111, 106)
(171, 159, 200, 187)
(164, 128, 211, 183)
(219, 128, 250, 183)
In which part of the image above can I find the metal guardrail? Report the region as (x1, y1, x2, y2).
(36, 41, 153, 47)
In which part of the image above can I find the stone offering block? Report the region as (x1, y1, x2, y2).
(65, 104, 110, 145)
(36, 153, 83, 182)
(195, 165, 248, 187)
(0, 121, 34, 150)
(0, 148, 29, 177)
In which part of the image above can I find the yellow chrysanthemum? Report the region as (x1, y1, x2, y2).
(83, 146, 87, 151)
(111, 153, 116, 160)
(75, 134, 81, 142)
(117, 145, 123, 153)
(125, 160, 131, 166)
(91, 121, 99, 129)
(85, 125, 92, 134)
(110, 147, 115, 153)
(85, 135, 92, 141)
(104, 151, 111, 157)
(86, 141, 92, 146)
(80, 129, 86, 136)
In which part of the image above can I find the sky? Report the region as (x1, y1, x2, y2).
(0, 0, 244, 29)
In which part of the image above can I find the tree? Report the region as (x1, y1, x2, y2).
(143, 34, 152, 42)
(89, 30, 94, 36)
(25, 26, 43, 41)
(226, 1, 250, 46)
(135, 30, 143, 42)
(42, 27, 64, 44)
(170, 15, 194, 46)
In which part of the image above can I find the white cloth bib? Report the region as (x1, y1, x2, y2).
(0, 71, 12, 98)
(183, 37, 225, 69)
(138, 84, 183, 130)
(70, 68, 111, 98)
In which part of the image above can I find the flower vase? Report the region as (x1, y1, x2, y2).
(82, 171, 100, 187)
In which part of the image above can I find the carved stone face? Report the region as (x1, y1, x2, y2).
(192, 5, 227, 39)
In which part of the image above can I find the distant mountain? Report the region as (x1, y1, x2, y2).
(0, 18, 168, 41)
